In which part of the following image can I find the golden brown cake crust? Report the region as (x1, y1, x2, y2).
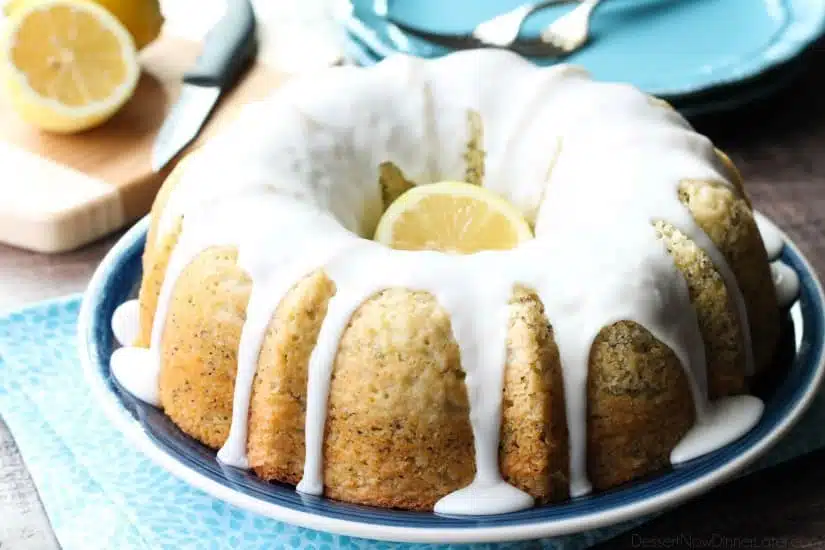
(158, 247, 252, 449)
(134, 137, 780, 511)
(678, 179, 781, 375)
(250, 281, 567, 510)
(322, 287, 474, 510)
(654, 220, 746, 398)
(137, 152, 194, 347)
(500, 286, 569, 504)
(246, 270, 335, 485)
(149, 252, 571, 510)
(587, 320, 695, 489)
(136, 217, 181, 348)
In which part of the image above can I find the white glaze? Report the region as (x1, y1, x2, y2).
(670, 395, 764, 463)
(110, 299, 161, 405)
(109, 49, 776, 516)
(111, 298, 140, 347)
(111, 347, 161, 406)
(756, 211, 785, 261)
(772, 261, 801, 309)
(434, 480, 534, 515)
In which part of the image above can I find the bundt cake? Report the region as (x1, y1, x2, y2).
(109, 49, 792, 515)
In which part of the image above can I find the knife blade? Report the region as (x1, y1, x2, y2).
(152, 0, 258, 173)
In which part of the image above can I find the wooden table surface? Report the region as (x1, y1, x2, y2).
(3, 43, 825, 550)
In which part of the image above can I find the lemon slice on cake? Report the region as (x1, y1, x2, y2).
(0, 0, 140, 133)
(374, 181, 533, 254)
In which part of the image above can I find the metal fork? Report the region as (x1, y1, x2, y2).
(385, 0, 582, 58)
(472, 0, 579, 47)
(540, 0, 605, 53)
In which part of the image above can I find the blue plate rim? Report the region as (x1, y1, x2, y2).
(78, 213, 825, 544)
(339, 28, 811, 119)
(340, 0, 825, 99)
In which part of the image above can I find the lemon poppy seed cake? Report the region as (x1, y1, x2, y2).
(110, 49, 788, 514)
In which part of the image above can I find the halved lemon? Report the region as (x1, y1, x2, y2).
(5, 0, 164, 50)
(0, 0, 140, 133)
(373, 181, 534, 254)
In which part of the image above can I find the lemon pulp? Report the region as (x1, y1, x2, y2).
(373, 181, 533, 254)
(0, 0, 140, 133)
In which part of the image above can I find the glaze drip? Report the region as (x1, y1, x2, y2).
(755, 211, 785, 261)
(771, 261, 801, 309)
(110, 50, 778, 516)
(110, 298, 139, 347)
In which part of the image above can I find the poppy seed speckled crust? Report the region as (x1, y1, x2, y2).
(131, 137, 781, 511)
(378, 161, 415, 211)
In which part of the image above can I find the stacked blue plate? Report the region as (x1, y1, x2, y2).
(338, 0, 825, 117)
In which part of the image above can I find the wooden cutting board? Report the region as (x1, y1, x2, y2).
(0, 32, 286, 254)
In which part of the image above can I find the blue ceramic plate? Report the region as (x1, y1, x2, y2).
(79, 214, 825, 543)
(341, 0, 825, 99)
(339, 26, 811, 119)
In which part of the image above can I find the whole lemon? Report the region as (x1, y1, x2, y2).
(5, 0, 164, 50)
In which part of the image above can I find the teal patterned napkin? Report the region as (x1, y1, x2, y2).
(1, 295, 825, 550)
